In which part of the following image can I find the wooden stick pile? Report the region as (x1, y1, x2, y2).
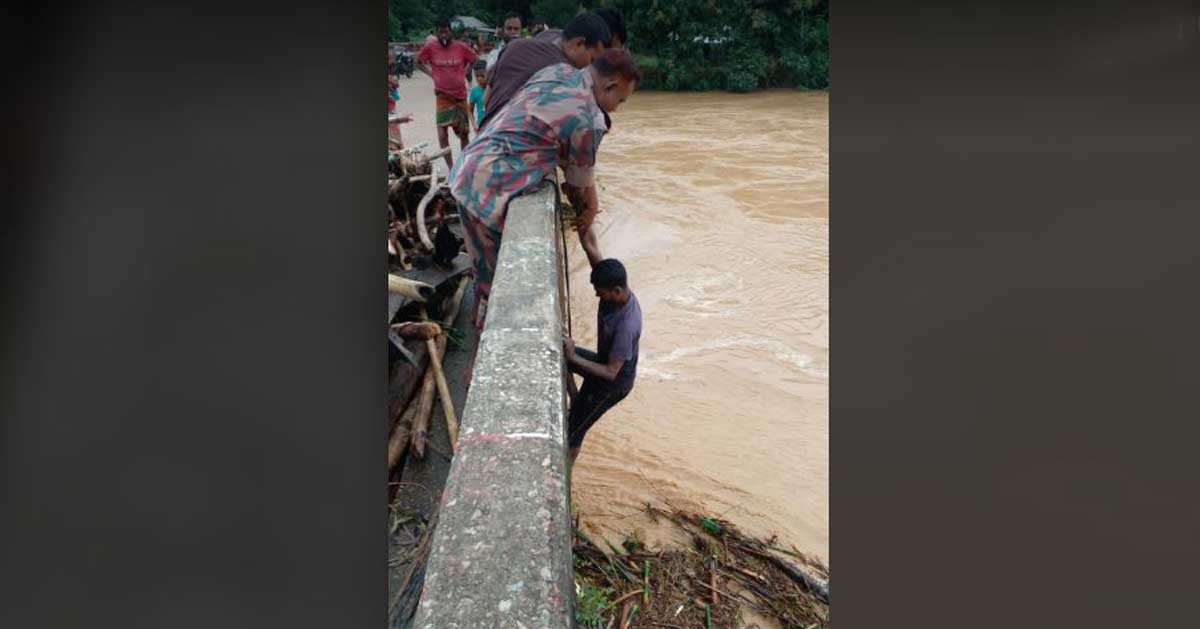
(387, 275, 469, 474)
(388, 145, 455, 271)
(386, 274, 470, 628)
(572, 505, 830, 628)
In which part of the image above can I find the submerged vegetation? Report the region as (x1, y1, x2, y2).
(387, 0, 829, 92)
(572, 503, 830, 628)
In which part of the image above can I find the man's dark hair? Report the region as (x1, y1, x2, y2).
(530, 16, 545, 25)
(473, 60, 487, 72)
(435, 17, 451, 29)
(592, 48, 642, 84)
(562, 12, 611, 48)
(592, 7, 627, 47)
(502, 12, 521, 24)
(591, 258, 628, 289)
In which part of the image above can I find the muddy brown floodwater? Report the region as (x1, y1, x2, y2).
(568, 89, 829, 563)
(395, 73, 828, 562)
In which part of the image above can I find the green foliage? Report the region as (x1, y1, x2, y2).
(574, 579, 613, 628)
(443, 326, 467, 351)
(389, 0, 542, 41)
(389, 0, 434, 41)
(531, 0, 584, 29)
(726, 44, 769, 92)
(608, 0, 829, 92)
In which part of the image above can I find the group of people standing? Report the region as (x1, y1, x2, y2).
(399, 8, 644, 465)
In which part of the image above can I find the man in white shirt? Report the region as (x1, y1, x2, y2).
(484, 13, 523, 71)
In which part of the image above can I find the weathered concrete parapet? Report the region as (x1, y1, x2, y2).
(413, 181, 573, 628)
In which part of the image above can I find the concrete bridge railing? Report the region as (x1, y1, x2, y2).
(412, 181, 573, 628)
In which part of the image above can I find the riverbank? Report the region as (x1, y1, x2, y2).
(573, 503, 829, 629)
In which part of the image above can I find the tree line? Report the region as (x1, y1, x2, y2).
(389, 0, 829, 91)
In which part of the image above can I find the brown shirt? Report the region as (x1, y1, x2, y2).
(481, 37, 570, 130)
(534, 29, 561, 43)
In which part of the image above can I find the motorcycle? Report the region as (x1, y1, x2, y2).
(393, 50, 414, 78)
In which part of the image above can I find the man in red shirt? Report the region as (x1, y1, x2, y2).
(416, 18, 477, 169)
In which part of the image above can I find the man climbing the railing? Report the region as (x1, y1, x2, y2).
(563, 259, 642, 467)
(446, 48, 641, 342)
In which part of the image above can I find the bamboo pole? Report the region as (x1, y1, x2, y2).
(417, 146, 451, 165)
(400, 276, 469, 461)
(388, 274, 434, 301)
(414, 168, 443, 251)
(412, 280, 462, 457)
(387, 174, 432, 186)
(435, 277, 469, 450)
(387, 399, 417, 470)
(426, 336, 456, 451)
(441, 276, 470, 328)
(408, 360, 437, 459)
(387, 340, 429, 428)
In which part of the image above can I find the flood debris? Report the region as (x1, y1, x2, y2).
(389, 276, 468, 474)
(386, 135, 474, 620)
(572, 504, 829, 629)
(388, 495, 440, 628)
(388, 142, 458, 272)
(386, 206, 472, 627)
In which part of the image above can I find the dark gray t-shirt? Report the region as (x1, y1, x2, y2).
(597, 292, 641, 392)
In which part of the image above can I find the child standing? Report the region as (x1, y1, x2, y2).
(388, 47, 403, 147)
(467, 61, 488, 134)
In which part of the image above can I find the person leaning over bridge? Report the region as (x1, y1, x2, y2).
(563, 258, 642, 467)
(478, 11, 614, 133)
(535, 6, 627, 49)
(446, 48, 641, 338)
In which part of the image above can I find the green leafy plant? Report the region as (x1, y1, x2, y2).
(443, 325, 467, 351)
(574, 580, 613, 628)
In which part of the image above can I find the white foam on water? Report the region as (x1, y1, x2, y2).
(641, 333, 829, 381)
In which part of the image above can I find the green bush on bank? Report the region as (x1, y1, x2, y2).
(608, 0, 828, 91)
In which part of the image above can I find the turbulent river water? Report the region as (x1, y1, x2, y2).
(397, 75, 828, 561)
(566, 89, 829, 562)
